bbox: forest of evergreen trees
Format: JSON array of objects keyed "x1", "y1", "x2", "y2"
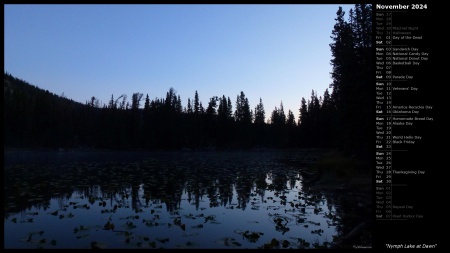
[{"x1": 4, "y1": 4, "x2": 372, "y2": 160}]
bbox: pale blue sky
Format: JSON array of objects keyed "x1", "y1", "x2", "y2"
[{"x1": 5, "y1": 4, "x2": 353, "y2": 122}]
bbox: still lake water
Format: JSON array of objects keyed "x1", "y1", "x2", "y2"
[{"x1": 4, "y1": 150, "x2": 345, "y2": 249}]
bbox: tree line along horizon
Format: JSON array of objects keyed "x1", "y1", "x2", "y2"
[{"x1": 4, "y1": 4, "x2": 372, "y2": 160}]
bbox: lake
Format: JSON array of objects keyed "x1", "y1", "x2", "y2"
[{"x1": 4, "y1": 149, "x2": 365, "y2": 249}]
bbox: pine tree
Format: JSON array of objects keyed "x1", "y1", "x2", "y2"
[
  {"x1": 227, "y1": 97, "x2": 233, "y2": 120},
  {"x1": 234, "y1": 91, "x2": 251, "y2": 124},
  {"x1": 218, "y1": 95, "x2": 227, "y2": 121},
  {"x1": 144, "y1": 94, "x2": 150, "y2": 110},
  {"x1": 131, "y1": 92, "x2": 143, "y2": 110},
  {"x1": 217, "y1": 95, "x2": 233, "y2": 149},
  {"x1": 175, "y1": 95, "x2": 182, "y2": 113},
  {"x1": 270, "y1": 102, "x2": 286, "y2": 126},
  {"x1": 108, "y1": 94, "x2": 115, "y2": 109},
  {"x1": 299, "y1": 97, "x2": 308, "y2": 126},
  {"x1": 206, "y1": 96, "x2": 219, "y2": 116},
  {"x1": 194, "y1": 90, "x2": 200, "y2": 115},
  {"x1": 287, "y1": 110, "x2": 295, "y2": 126},
  {"x1": 254, "y1": 98, "x2": 266, "y2": 125},
  {"x1": 187, "y1": 98, "x2": 193, "y2": 114},
  {"x1": 329, "y1": 4, "x2": 373, "y2": 159}
]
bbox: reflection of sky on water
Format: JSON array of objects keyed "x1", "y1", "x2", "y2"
[{"x1": 4, "y1": 151, "x2": 340, "y2": 249}]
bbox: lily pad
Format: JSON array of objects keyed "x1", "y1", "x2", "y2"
[
  {"x1": 215, "y1": 237, "x2": 242, "y2": 247},
  {"x1": 90, "y1": 241, "x2": 106, "y2": 249}
]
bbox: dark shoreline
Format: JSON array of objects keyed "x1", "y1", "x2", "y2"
[{"x1": 4, "y1": 147, "x2": 326, "y2": 167}]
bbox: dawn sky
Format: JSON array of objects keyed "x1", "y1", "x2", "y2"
[{"x1": 5, "y1": 4, "x2": 353, "y2": 122}]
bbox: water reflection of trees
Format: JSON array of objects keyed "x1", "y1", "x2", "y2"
[
  {"x1": 4, "y1": 152, "x2": 371, "y2": 248},
  {"x1": 5, "y1": 153, "x2": 354, "y2": 230},
  {"x1": 5, "y1": 157, "x2": 252, "y2": 214},
  {"x1": 5, "y1": 158, "x2": 278, "y2": 215},
  {"x1": 217, "y1": 171, "x2": 234, "y2": 206}
]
